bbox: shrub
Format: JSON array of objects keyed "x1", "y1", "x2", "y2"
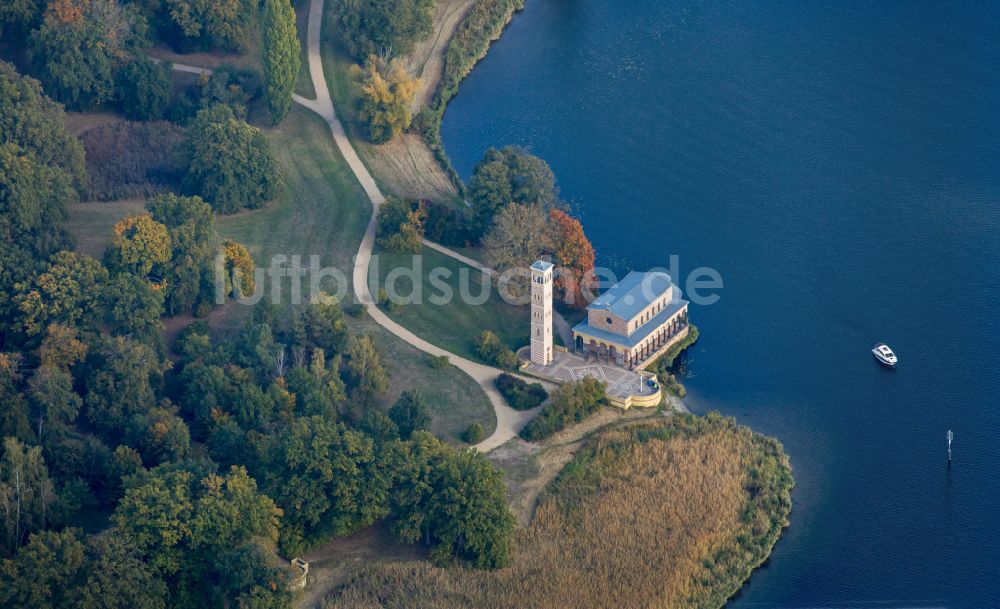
[
  {"x1": 345, "y1": 303, "x2": 368, "y2": 319},
  {"x1": 429, "y1": 355, "x2": 449, "y2": 370},
  {"x1": 475, "y1": 330, "x2": 517, "y2": 369},
  {"x1": 519, "y1": 377, "x2": 607, "y2": 441},
  {"x1": 463, "y1": 422, "x2": 485, "y2": 444},
  {"x1": 495, "y1": 372, "x2": 547, "y2": 410},
  {"x1": 81, "y1": 121, "x2": 187, "y2": 201},
  {"x1": 116, "y1": 57, "x2": 172, "y2": 121}
]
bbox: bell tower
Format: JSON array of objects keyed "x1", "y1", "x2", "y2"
[{"x1": 530, "y1": 260, "x2": 553, "y2": 365}]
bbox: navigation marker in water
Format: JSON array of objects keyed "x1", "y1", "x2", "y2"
[{"x1": 947, "y1": 430, "x2": 954, "y2": 467}]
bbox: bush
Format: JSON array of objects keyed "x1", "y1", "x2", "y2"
[
  {"x1": 475, "y1": 330, "x2": 518, "y2": 369},
  {"x1": 495, "y1": 373, "x2": 547, "y2": 411},
  {"x1": 519, "y1": 377, "x2": 607, "y2": 442},
  {"x1": 377, "y1": 196, "x2": 425, "y2": 253},
  {"x1": 81, "y1": 121, "x2": 187, "y2": 201},
  {"x1": 429, "y1": 355, "x2": 449, "y2": 370},
  {"x1": 345, "y1": 303, "x2": 368, "y2": 319},
  {"x1": 116, "y1": 57, "x2": 172, "y2": 120},
  {"x1": 463, "y1": 422, "x2": 485, "y2": 444}
]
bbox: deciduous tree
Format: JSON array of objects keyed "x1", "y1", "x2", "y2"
[
  {"x1": 106, "y1": 214, "x2": 172, "y2": 278},
  {"x1": 183, "y1": 105, "x2": 282, "y2": 213},
  {"x1": 0, "y1": 437, "x2": 57, "y2": 555},
  {"x1": 548, "y1": 208, "x2": 596, "y2": 308},
  {"x1": 388, "y1": 389, "x2": 430, "y2": 439},
  {"x1": 330, "y1": 0, "x2": 434, "y2": 59},
  {"x1": 469, "y1": 146, "x2": 558, "y2": 237},
  {"x1": 357, "y1": 55, "x2": 419, "y2": 144}
]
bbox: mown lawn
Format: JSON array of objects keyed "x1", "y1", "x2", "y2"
[
  {"x1": 215, "y1": 107, "x2": 493, "y2": 439},
  {"x1": 371, "y1": 245, "x2": 529, "y2": 363}
]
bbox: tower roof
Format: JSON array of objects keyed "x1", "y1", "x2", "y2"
[{"x1": 531, "y1": 260, "x2": 554, "y2": 272}]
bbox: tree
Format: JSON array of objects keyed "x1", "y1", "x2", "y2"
[
  {"x1": 260, "y1": 416, "x2": 390, "y2": 555},
  {"x1": 28, "y1": 364, "x2": 81, "y2": 442},
  {"x1": 0, "y1": 354, "x2": 32, "y2": 442},
  {"x1": 483, "y1": 203, "x2": 553, "y2": 298},
  {"x1": 261, "y1": 0, "x2": 300, "y2": 124},
  {"x1": 0, "y1": 60, "x2": 86, "y2": 191},
  {"x1": 83, "y1": 336, "x2": 161, "y2": 436},
  {"x1": 388, "y1": 432, "x2": 514, "y2": 568},
  {"x1": 345, "y1": 334, "x2": 388, "y2": 402},
  {"x1": 548, "y1": 208, "x2": 596, "y2": 308},
  {"x1": 0, "y1": 437, "x2": 57, "y2": 555},
  {"x1": 116, "y1": 57, "x2": 172, "y2": 121},
  {"x1": 147, "y1": 194, "x2": 215, "y2": 315},
  {"x1": 127, "y1": 403, "x2": 191, "y2": 465},
  {"x1": 163, "y1": 0, "x2": 254, "y2": 52},
  {"x1": 469, "y1": 146, "x2": 558, "y2": 236},
  {"x1": 101, "y1": 273, "x2": 166, "y2": 347},
  {"x1": 183, "y1": 105, "x2": 282, "y2": 213},
  {"x1": 223, "y1": 240, "x2": 256, "y2": 299},
  {"x1": 305, "y1": 302, "x2": 348, "y2": 354},
  {"x1": 0, "y1": 143, "x2": 76, "y2": 258},
  {"x1": 113, "y1": 463, "x2": 282, "y2": 608},
  {"x1": 388, "y1": 389, "x2": 430, "y2": 439},
  {"x1": 0, "y1": 0, "x2": 43, "y2": 40},
  {"x1": 0, "y1": 528, "x2": 86, "y2": 607},
  {"x1": 15, "y1": 251, "x2": 109, "y2": 337},
  {"x1": 357, "y1": 55, "x2": 419, "y2": 144},
  {"x1": 377, "y1": 196, "x2": 425, "y2": 253},
  {"x1": 474, "y1": 330, "x2": 517, "y2": 369},
  {"x1": 78, "y1": 530, "x2": 167, "y2": 609},
  {"x1": 330, "y1": 0, "x2": 434, "y2": 59},
  {"x1": 106, "y1": 214, "x2": 172, "y2": 278},
  {"x1": 29, "y1": 0, "x2": 147, "y2": 110}
]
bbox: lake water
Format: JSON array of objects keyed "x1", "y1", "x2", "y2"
[{"x1": 441, "y1": 0, "x2": 1000, "y2": 606}]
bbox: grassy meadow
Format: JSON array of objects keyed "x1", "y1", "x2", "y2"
[
  {"x1": 371, "y1": 245, "x2": 528, "y2": 363},
  {"x1": 322, "y1": 413, "x2": 794, "y2": 609}
]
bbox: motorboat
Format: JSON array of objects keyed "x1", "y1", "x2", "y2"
[{"x1": 872, "y1": 343, "x2": 897, "y2": 368}]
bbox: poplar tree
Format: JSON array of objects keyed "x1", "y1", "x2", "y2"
[{"x1": 261, "y1": 0, "x2": 300, "y2": 124}]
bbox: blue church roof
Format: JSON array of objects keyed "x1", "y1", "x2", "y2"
[
  {"x1": 573, "y1": 297, "x2": 688, "y2": 348},
  {"x1": 587, "y1": 271, "x2": 674, "y2": 321}
]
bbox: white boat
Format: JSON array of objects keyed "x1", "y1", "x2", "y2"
[{"x1": 872, "y1": 343, "x2": 897, "y2": 368}]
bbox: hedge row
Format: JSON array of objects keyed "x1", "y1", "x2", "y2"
[{"x1": 495, "y1": 372, "x2": 547, "y2": 411}]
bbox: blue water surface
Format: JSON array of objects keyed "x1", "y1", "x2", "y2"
[{"x1": 441, "y1": 1, "x2": 1000, "y2": 606}]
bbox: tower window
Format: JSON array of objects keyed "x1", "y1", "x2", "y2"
[{"x1": 606, "y1": 317, "x2": 612, "y2": 325}]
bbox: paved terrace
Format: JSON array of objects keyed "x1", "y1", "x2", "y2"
[{"x1": 518, "y1": 348, "x2": 659, "y2": 406}]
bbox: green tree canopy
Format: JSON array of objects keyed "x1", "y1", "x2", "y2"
[
  {"x1": 29, "y1": 0, "x2": 147, "y2": 110},
  {"x1": 0, "y1": 60, "x2": 86, "y2": 191},
  {"x1": 259, "y1": 416, "x2": 391, "y2": 555},
  {"x1": 0, "y1": 437, "x2": 57, "y2": 555},
  {"x1": 0, "y1": 143, "x2": 75, "y2": 259},
  {"x1": 330, "y1": 0, "x2": 434, "y2": 60},
  {"x1": 183, "y1": 105, "x2": 282, "y2": 213},
  {"x1": 261, "y1": 0, "x2": 300, "y2": 124},
  {"x1": 83, "y1": 336, "x2": 162, "y2": 436},
  {"x1": 146, "y1": 194, "x2": 216, "y2": 315},
  {"x1": 14, "y1": 251, "x2": 109, "y2": 337},
  {"x1": 163, "y1": 0, "x2": 254, "y2": 52},
  {"x1": 388, "y1": 388, "x2": 430, "y2": 440},
  {"x1": 0, "y1": 528, "x2": 86, "y2": 607},
  {"x1": 388, "y1": 432, "x2": 514, "y2": 568},
  {"x1": 116, "y1": 57, "x2": 172, "y2": 121},
  {"x1": 469, "y1": 146, "x2": 558, "y2": 237},
  {"x1": 345, "y1": 334, "x2": 388, "y2": 403}
]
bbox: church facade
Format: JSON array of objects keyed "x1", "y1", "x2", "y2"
[{"x1": 572, "y1": 271, "x2": 689, "y2": 369}]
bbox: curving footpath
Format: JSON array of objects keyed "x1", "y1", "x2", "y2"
[{"x1": 293, "y1": 0, "x2": 544, "y2": 451}]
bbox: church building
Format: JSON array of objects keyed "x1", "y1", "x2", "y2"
[{"x1": 572, "y1": 271, "x2": 689, "y2": 369}]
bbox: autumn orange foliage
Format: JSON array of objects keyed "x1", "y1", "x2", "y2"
[
  {"x1": 323, "y1": 413, "x2": 793, "y2": 609},
  {"x1": 549, "y1": 209, "x2": 596, "y2": 309}
]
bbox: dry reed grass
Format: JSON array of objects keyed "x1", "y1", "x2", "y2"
[{"x1": 321, "y1": 413, "x2": 792, "y2": 609}]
